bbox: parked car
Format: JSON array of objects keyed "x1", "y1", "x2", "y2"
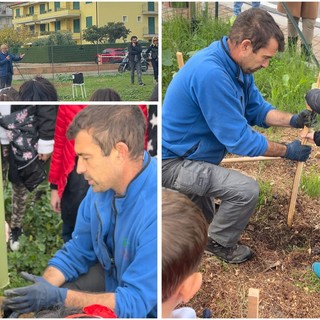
[{"x1": 95, "y1": 48, "x2": 126, "y2": 64}]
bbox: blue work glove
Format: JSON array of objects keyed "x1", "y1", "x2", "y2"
[
  {"x1": 3, "y1": 272, "x2": 67, "y2": 314},
  {"x1": 312, "y1": 262, "x2": 320, "y2": 278},
  {"x1": 290, "y1": 110, "x2": 317, "y2": 128},
  {"x1": 284, "y1": 140, "x2": 311, "y2": 162}
]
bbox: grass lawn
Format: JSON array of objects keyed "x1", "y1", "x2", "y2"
[{"x1": 12, "y1": 72, "x2": 156, "y2": 102}]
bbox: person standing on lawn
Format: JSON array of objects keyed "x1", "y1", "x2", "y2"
[
  {"x1": 0, "y1": 44, "x2": 25, "y2": 89},
  {"x1": 162, "y1": 8, "x2": 314, "y2": 264},
  {"x1": 128, "y1": 36, "x2": 145, "y2": 86}
]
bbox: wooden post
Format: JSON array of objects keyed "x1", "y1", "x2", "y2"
[
  {"x1": 247, "y1": 288, "x2": 260, "y2": 318},
  {"x1": 0, "y1": 150, "x2": 9, "y2": 288},
  {"x1": 287, "y1": 72, "x2": 320, "y2": 226},
  {"x1": 176, "y1": 52, "x2": 184, "y2": 69},
  {"x1": 221, "y1": 156, "x2": 282, "y2": 164}
]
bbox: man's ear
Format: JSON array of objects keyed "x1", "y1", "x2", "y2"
[
  {"x1": 114, "y1": 142, "x2": 129, "y2": 160},
  {"x1": 240, "y1": 39, "x2": 252, "y2": 51},
  {"x1": 177, "y1": 272, "x2": 202, "y2": 304}
]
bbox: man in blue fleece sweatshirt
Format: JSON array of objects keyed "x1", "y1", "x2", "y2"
[
  {"x1": 4, "y1": 105, "x2": 157, "y2": 318},
  {"x1": 162, "y1": 8, "x2": 313, "y2": 264}
]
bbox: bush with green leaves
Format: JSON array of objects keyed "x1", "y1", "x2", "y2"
[{"x1": 1, "y1": 183, "x2": 63, "y2": 293}]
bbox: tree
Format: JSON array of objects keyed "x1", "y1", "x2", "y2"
[
  {"x1": 82, "y1": 25, "x2": 106, "y2": 44},
  {"x1": 105, "y1": 22, "x2": 130, "y2": 43},
  {"x1": 0, "y1": 27, "x2": 33, "y2": 48},
  {"x1": 82, "y1": 23, "x2": 130, "y2": 44},
  {"x1": 32, "y1": 31, "x2": 76, "y2": 46}
]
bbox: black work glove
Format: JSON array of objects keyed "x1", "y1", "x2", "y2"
[
  {"x1": 290, "y1": 110, "x2": 317, "y2": 128},
  {"x1": 313, "y1": 131, "x2": 320, "y2": 146},
  {"x1": 3, "y1": 272, "x2": 67, "y2": 314},
  {"x1": 284, "y1": 140, "x2": 312, "y2": 162}
]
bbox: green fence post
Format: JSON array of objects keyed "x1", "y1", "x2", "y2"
[{"x1": 0, "y1": 150, "x2": 9, "y2": 289}]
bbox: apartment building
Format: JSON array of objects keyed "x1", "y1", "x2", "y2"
[
  {"x1": 0, "y1": 2, "x2": 13, "y2": 29},
  {"x1": 10, "y1": 1, "x2": 158, "y2": 44}
]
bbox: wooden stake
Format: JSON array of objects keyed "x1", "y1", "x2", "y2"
[
  {"x1": 221, "y1": 156, "x2": 282, "y2": 163},
  {"x1": 287, "y1": 71, "x2": 320, "y2": 226},
  {"x1": 176, "y1": 52, "x2": 184, "y2": 69},
  {"x1": 0, "y1": 150, "x2": 9, "y2": 288},
  {"x1": 247, "y1": 288, "x2": 260, "y2": 318}
]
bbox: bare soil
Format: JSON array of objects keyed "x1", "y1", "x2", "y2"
[{"x1": 189, "y1": 128, "x2": 320, "y2": 318}]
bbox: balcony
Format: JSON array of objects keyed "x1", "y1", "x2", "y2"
[
  {"x1": 142, "y1": 27, "x2": 157, "y2": 38},
  {"x1": 38, "y1": 8, "x2": 80, "y2": 21},
  {"x1": 141, "y1": 3, "x2": 158, "y2": 15},
  {"x1": 13, "y1": 14, "x2": 38, "y2": 25}
]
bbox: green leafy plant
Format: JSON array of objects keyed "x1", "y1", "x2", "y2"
[{"x1": 1, "y1": 183, "x2": 63, "y2": 294}]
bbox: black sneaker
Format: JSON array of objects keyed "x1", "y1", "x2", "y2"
[
  {"x1": 205, "y1": 237, "x2": 253, "y2": 264},
  {"x1": 139, "y1": 83, "x2": 146, "y2": 86},
  {"x1": 9, "y1": 227, "x2": 22, "y2": 251}
]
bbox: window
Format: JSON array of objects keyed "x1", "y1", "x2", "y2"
[
  {"x1": 29, "y1": 6, "x2": 34, "y2": 16},
  {"x1": 15, "y1": 8, "x2": 20, "y2": 17},
  {"x1": 55, "y1": 21, "x2": 61, "y2": 31},
  {"x1": 86, "y1": 16, "x2": 92, "y2": 28},
  {"x1": 148, "y1": 2, "x2": 155, "y2": 11},
  {"x1": 40, "y1": 24, "x2": 46, "y2": 32},
  {"x1": 73, "y1": 19, "x2": 80, "y2": 33},
  {"x1": 40, "y1": 4, "x2": 46, "y2": 14},
  {"x1": 54, "y1": 2, "x2": 60, "y2": 11},
  {"x1": 122, "y1": 16, "x2": 128, "y2": 23},
  {"x1": 73, "y1": 2, "x2": 80, "y2": 10},
  {"x1": 29, "y1": 25, "x2": 35, "y2": 34},
  {"x1": 137, "y1": 16, "x2": 142, "y2": 23}
]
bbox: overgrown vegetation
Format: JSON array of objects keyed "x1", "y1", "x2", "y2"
[
  {"x1": 162, "y1": 14, "x2": 318, "y2": 113},
  {"x1": 0, "y1": 183, "x2": 63, "y2": 295}
]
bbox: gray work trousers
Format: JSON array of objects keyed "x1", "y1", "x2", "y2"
[
  {"x1": 162, "y1": 158, "x2": 259, "y2": 247},
  {"x1": 62, "y1": 263, "x2": 105, "y2": 291}
]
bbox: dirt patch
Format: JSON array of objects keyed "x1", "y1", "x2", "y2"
[{"x1": 189, "y1": 128, "x2": 320, "y2": 318}]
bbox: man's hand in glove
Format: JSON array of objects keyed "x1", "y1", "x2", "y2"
[
  {"x1": 3, "y1": 272, "x2": 67, "y2": 314},
  {"x1": 290, "y1": 110, "x2": 317, "y2": 128},
  {"x1": 284, "y1": 140, "x2": 312, "y2": 162}
]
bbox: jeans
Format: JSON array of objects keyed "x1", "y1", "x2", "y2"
[
  {"x1": 233, "y1": 2, "x2": 260, "y2": 16},
  {"x1": 162, "y1": 158, "x2": 259, "y2": 247},
  {"x1": 0, "y1": 73, "x2": 13, "y2": 89},
  {"x1": 129, "y1": 60, "x2": 143, "y2": 84}
]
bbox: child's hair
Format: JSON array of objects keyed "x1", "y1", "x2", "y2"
[
  {"x1": 89, "y1": 88, "x2": 121, "y2": 101},
  {"x1": 0, "y1": 87, "x2": 20, "y2": 101},
  {"x1": 19, "y1": 76, "x2": 58, "y2": 101},
  {"x1": 162, "y1": 189, "x2": 208, "y2": 302}
]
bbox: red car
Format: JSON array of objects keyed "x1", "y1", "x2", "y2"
[{"x1": 95, "y1": 48, "x2": 126, "y2": 64}]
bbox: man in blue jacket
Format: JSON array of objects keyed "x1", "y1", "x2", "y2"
[
  {"x1": 4, "y1": 105, "x2": 157, "y2": 318},
  {"x1": 0, "y1": 43, "x2": 25, "y2": 89},
  {"x1": 162, "y1": 8, "x2": 313, "y2": 264}
]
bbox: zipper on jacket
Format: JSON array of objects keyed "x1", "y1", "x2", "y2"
[{"x1": 95, "y1": 202, "x2": 117, "y2": 279}]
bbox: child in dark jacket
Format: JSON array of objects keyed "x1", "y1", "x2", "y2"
[{"x1": 0, "y1": 105, "x2": 58, "y2": 250}]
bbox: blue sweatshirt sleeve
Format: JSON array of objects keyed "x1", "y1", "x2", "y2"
[
  {"x1": 48, "y1": 189, "x2": 97, "y2": 281},
  {"x1": 190, "y1": 64, "x2": 269, "y2": 156}
]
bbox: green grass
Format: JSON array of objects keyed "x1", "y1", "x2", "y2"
[
  {"x1": 12, "y1": 72, "x2": 156, "y2": 102},
  {"x1": 292, "y1": 270, "x2": 320, "y2": 293},
  {"x1": 301, "y1": 169, "x2": 320, "y2": 198}
]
